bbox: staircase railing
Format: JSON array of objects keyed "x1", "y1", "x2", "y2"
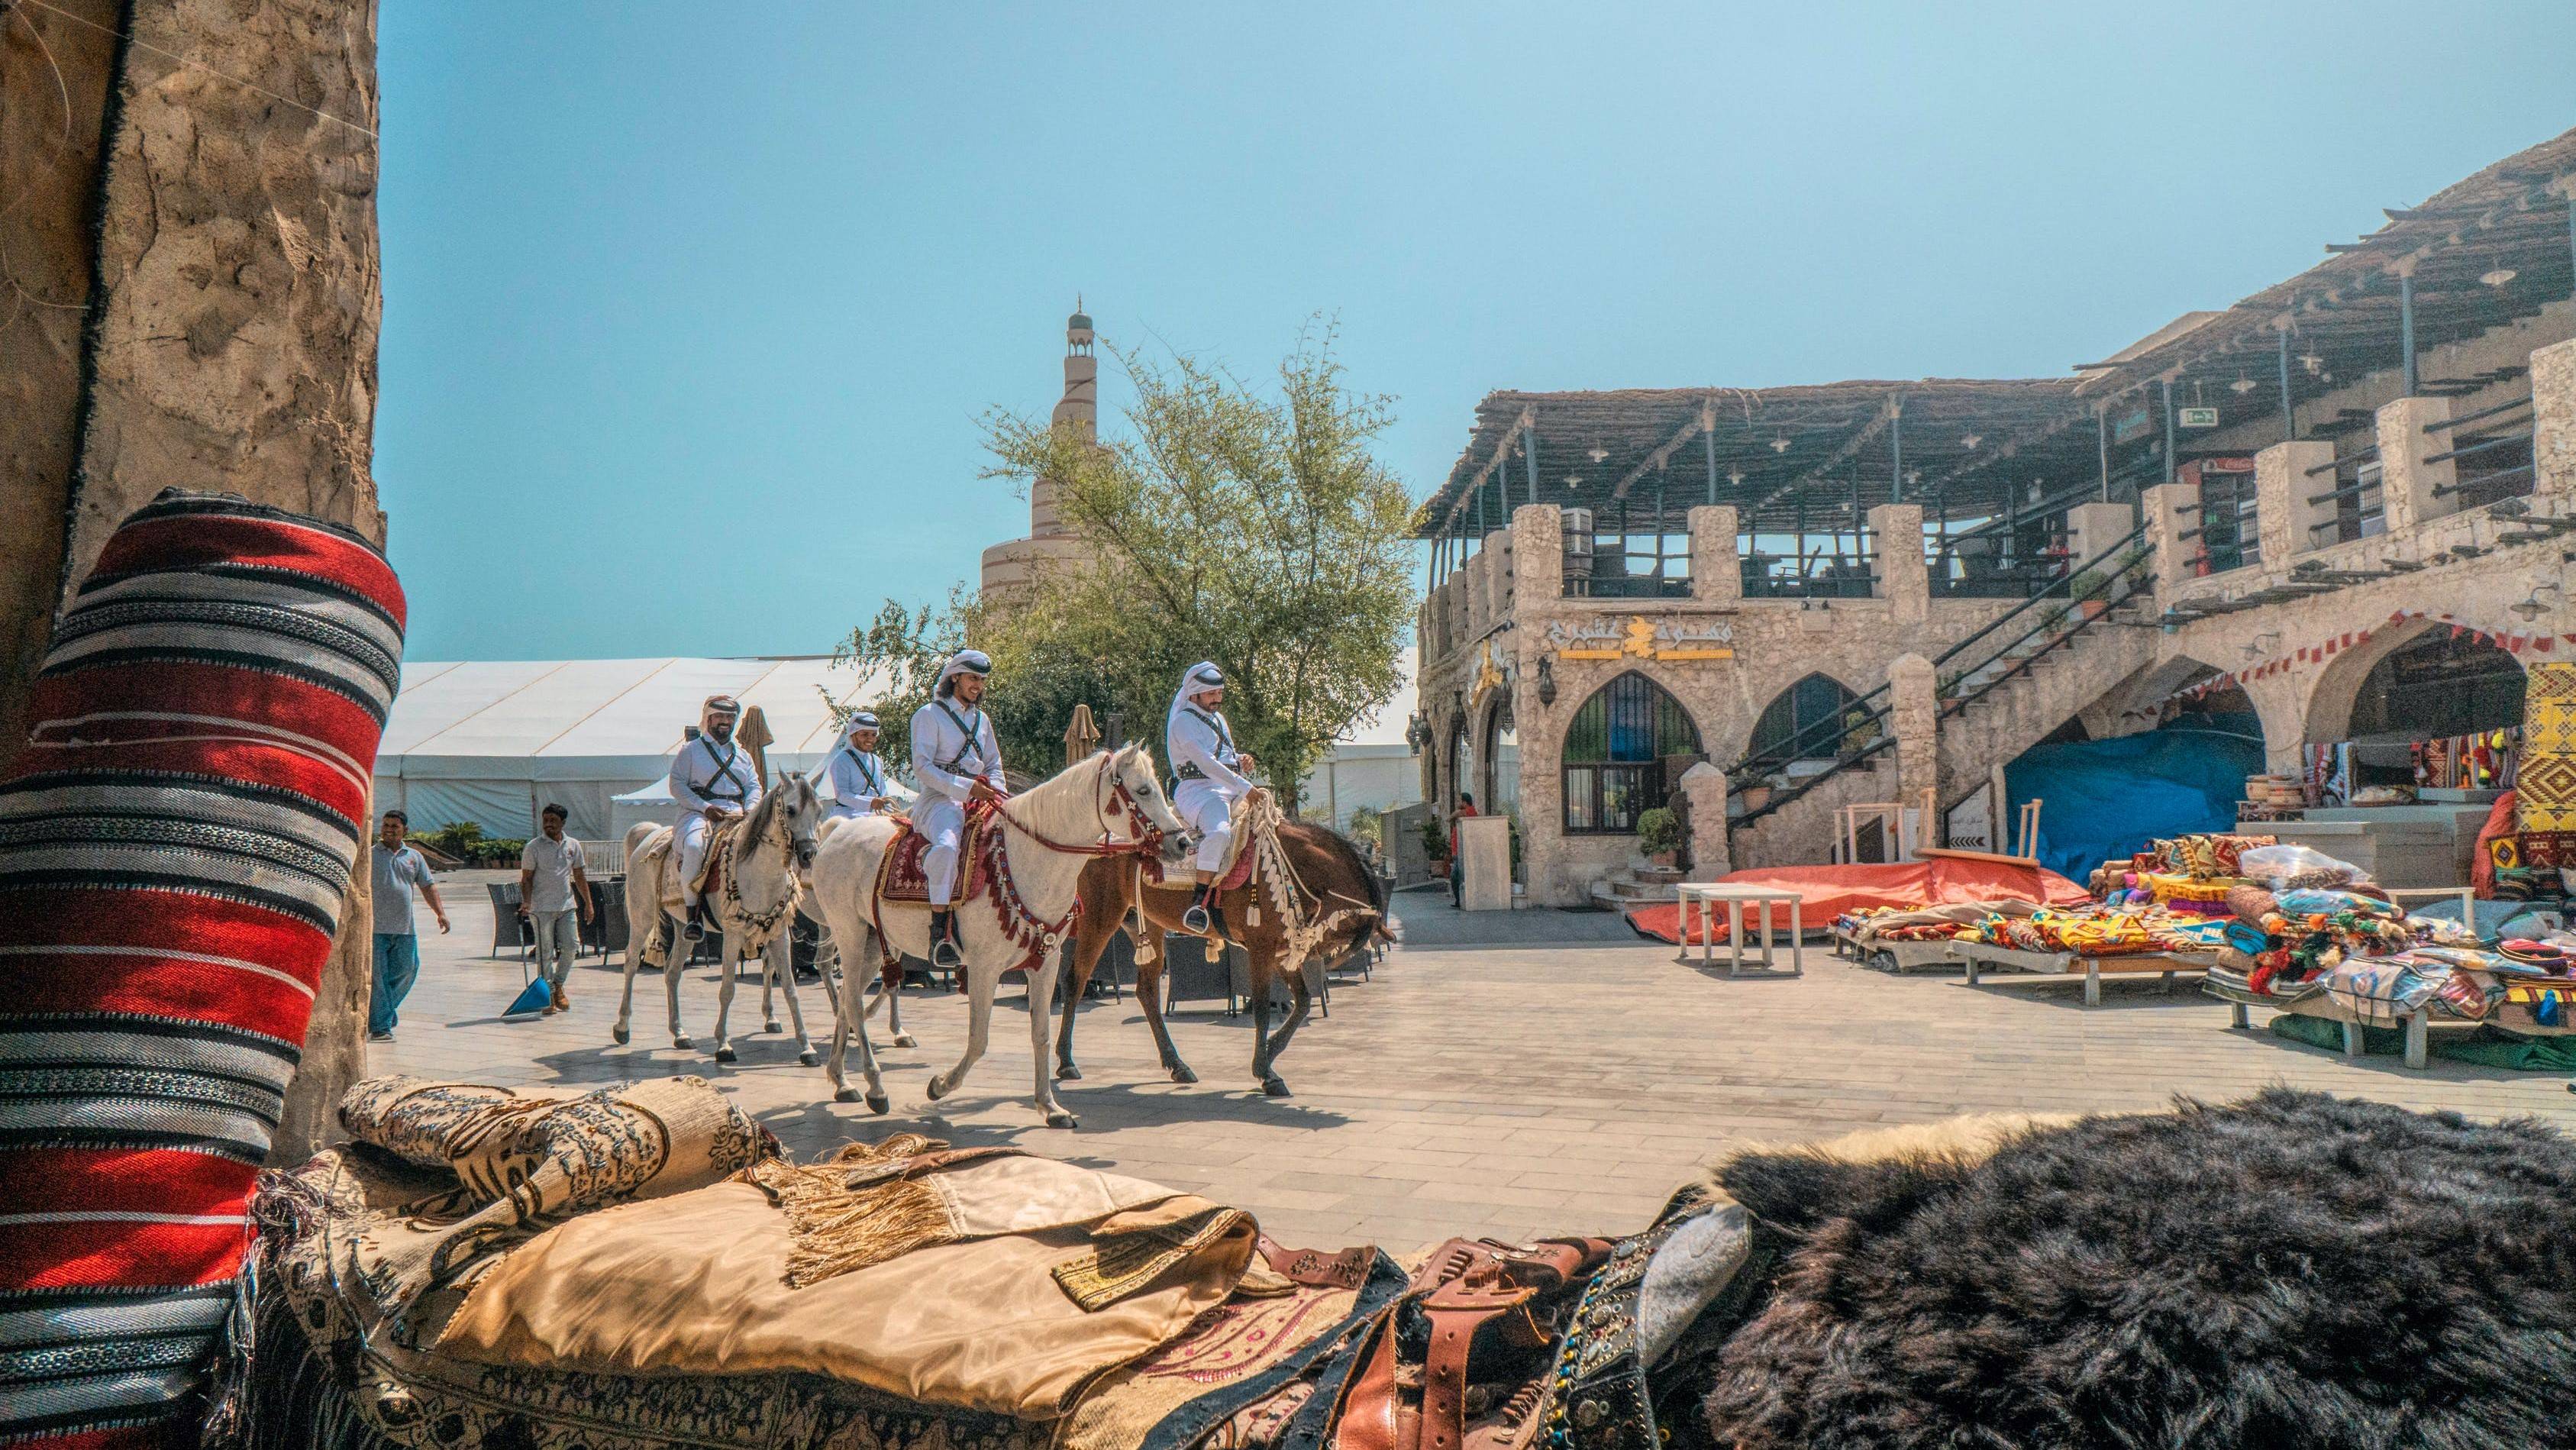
[{"x1": 1726, "y1": 524, "x2": 2152, "y2": 832}]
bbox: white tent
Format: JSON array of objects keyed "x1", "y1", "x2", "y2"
[{"x1": 373, "y1": 657, "x2": 883, "y2": 842}]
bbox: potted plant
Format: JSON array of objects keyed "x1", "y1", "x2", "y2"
[
  {"x1": 1636, "y1": 806, "x2": 1682, "y2": 870},
  {"x1": 2064, "y1": 566, "x2": 2113, "y2": 621},
  {"x1": 1419, "y1": 815, "x2": 1451, "y2": 875}
]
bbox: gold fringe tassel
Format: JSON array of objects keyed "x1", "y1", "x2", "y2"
[{"x1": 745, "y1": 1135, "x2": 963, "y2": 1287}]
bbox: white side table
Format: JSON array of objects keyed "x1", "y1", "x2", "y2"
[{"x1": 1676, "y1": 883, "x2": 1804, "y2": 977}]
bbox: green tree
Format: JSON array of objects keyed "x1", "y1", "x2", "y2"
[{"x1": 833, "y1": 318, "x2": 1418, "y2": 812}]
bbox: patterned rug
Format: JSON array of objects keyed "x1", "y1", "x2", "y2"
[
  {"x1": 0, "y1": 490, "x2": 402, "y2": 1447},
  {"x1": 873, "y1": 810, "x2": 992, "y2": 904},
  {"x1": 2517, "y1": 661, "x2": 2576, "y2": 866}
]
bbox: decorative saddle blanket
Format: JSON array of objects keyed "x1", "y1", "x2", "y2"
[
  {"x1": 875, "y1": 805, "x2": 995, "y2": 905},
  {"x1": 687, "y1": 816, "x2": 741, "y2": 899}
]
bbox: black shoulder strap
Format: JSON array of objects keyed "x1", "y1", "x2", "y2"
[
  {"x1": 1186, "y1": 706, "x2": 1235, "y2": 754},
  {"x1": 934, "y1": 700, "x2": 986, "y2": 775}
]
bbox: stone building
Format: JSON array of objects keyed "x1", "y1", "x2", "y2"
[
  {"x1": 980, "y1": 305, "x2": 1100, "y2": 597},
  {"x1": 1415, "y1": 129, "x2": 2576, "y2": 907}
]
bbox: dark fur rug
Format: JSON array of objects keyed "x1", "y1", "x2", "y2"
[{"x1": 1694, "y1": 1090, "x2": 2576, "y2": 1449}]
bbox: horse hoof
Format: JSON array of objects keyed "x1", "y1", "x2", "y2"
[
  {"x1": 799, "y1": 1049, "x2": 820, "y2": 1067},
  {"x1": 1046, "y1": 1110, "x2": 1079, "y2": 1130},
  {"x1": 925, "y1": 1077, "x2": 950, "y2": 1101},
  {"x1": 611, "y1": 1025, "x2": 629, "y2": 1045},
  {"x1": 1261, "y1": 1077, "x2": 1291, "y2": 1098},
  {"x1": 1056, "y1": 1062, "x2": 1083, "y2": 1081},
  {"x1": 764, "y1": 1020, "x2": 782, "y2": 1034},
  {"x1": 1168, "y1": 1064, "x2": 1199, "y2": 1084},
  {"x1": 866, "y1": 1092, "x2": 890, "y2": 1115},
  {"x1": 834, "y1": 1086, "x2": 860, "y2": 1103},
  {"x1": 673, "y1": 1035, "x2": 694, "y2": 1050},
  {"x1": 713, "y1": 1045, "x2": 738, "y2": 1064},
  {"x1": 893, "y1": 1033, "x2": 918, "y2": 1049}
]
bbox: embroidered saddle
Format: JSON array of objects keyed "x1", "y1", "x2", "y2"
[{"x1": 875, "y1": 806, "x2": 994, "y2": 905}]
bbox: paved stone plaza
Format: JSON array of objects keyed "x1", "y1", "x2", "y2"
[{"x1": 373, "y1": 883, "x2": 2576, "y2": 1253}]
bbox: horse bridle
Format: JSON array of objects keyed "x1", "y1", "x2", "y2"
[{"x1": 988, "y1": 753, "x2": 1168, "y2": 861}]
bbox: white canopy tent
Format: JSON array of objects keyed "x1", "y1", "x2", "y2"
[{"x1": 374, "y1": 657, "x2": 883, "y2": 842}]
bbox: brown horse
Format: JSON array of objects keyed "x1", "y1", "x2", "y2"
[{"x1": 1054, "y1": 819, "x2": 1393, "y2": 1096}]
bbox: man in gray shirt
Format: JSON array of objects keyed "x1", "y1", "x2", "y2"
[
  {"x1": 370, "y1": 809, "x2": 449, "y2": 1042},
  {"x1": 517, "y1": 803, "x2": 595, "y2": 1012}
]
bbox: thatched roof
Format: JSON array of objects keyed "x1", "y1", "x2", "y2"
[{"x1": 1422, "y1": 125, "x2": 2576, "y2": 538}]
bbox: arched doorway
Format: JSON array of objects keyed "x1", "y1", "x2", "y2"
[
  {"x1": 1744, "y1": 673, "x2": 1878, "y2": 775},
  {"x1": 1483, "y1": 698, "x2": 1519, "y2": 819},
  {"x1": 2327, "y1": 628, "x2": 2526, "y2": 794},
  {"x1": 1448, "y1": 714, "x2": 1477, "y2": 812},
  {"x1": 1561, "y1": 672, "x2": 1704, "y2": 834}
]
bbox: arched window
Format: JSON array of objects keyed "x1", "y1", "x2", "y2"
[
  {"x1": 1561, "y1": 673, "x2": 1704, "y2": 835},
  {"x1": 1745, "y1": 673, "x2": 1876, "y2": 774},
  {"x1": 1484, "y1": 699, "x2": 1520, "y2": 819}
]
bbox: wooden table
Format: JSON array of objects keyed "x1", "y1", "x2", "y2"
[
  {"x1": 1952, "y1": 940, "x2": 2209, "y2": 1007},
  {"x1": 1677, "y1": 884, "x2": 1803, "y2": 977}
]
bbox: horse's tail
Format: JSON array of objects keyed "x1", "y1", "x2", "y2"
[{"x1": 1296, "y1": 819, "x2": 1400, "y2": 947}]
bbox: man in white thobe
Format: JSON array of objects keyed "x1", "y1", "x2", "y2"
[
  {"x1": 812, "y1": 710, "x2": 916, "y2": 823},
  {"x1": 667, "y1": 693, "x2": 763, "y2": 938},
  {"x1": 909, "y1": 650, "x2": 1004, "y2": 968},
  {"x1": 1167, "y1": 660, "x2": 1258, "y2": 936}
]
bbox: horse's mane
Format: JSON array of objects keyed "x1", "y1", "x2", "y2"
[
  {"x1": 1286, "y1": 819, "x2": 1389, "y2": 922},
  {"x1": 744, "y1": 773, "x2": 803, "y2": 842}
]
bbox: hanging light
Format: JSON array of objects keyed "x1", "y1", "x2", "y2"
[
  {"x1": 1771, "y1": 436, "x2": 1791, "y2": 454},
  {"x1": 2481, "y1": 267, "x2": 2518, "y2": 288},
  {"x1": 1564, "y1": 473, "x2": 1582, "y2": 487},
  {"x1": 1725, "y1": 466, "x2": 1744, "y2": 488},
  {"x1": 1960, "y1": 433, "x2": 1983, "y2": 450},
  {"x1": 2229, "y1": 374, "x2": 2258, "y2": 396},
  {"x1": 1586, "y1": 444, "x2": 1609, "y2": 464},
  {"x1": 1535, "y1": 656, "x2": 1557, "y2": 706},
  {"x1": 2298, "y1": 351, "x2": 2324, "y2": 376}
]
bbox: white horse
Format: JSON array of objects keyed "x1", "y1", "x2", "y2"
[
  {"x1": 807, "y1": 744, "x2": 1183, "y2": 1128},
  {"x1": 613, "y1": 774, "x2": 825, "y2": 1064}
]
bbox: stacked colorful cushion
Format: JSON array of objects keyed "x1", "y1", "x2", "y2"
[{"x1": 0, "y1": 491, "x2": 402, "y2": 1446}]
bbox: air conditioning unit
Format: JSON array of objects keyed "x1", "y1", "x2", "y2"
[{"x1": 1561, "y1": 508, "x2": 1595, "y2": 589}]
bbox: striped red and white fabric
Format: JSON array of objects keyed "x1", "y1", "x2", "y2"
[{"x1": 0, "y1": 490, "x2": 402, "y2": 1448}]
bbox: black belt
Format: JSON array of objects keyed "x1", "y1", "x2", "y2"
[{"x1": 1177, "y1": 764, "x2": 1206, "y2": 781}]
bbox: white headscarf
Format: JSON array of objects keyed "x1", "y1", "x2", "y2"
[
  {"x1": 1170, "y1": 660, "x2": 1225, "y2": 720},
  {"x1": 935, "y1": 650, "x2": 993, "y2": 696}
]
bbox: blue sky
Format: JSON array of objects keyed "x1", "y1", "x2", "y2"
[{"x1": 376, "y1": 2, "x2": 2576, "y2": 660}]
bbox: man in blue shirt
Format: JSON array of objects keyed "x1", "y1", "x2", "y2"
[{"x1": 369, "y1": 809, "x2": 449, "y2": 1042}]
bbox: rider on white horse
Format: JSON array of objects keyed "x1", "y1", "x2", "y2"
[
  {"x1": 811, "y1": 709, "x2": 915, "y2": 822},
  {"x1": 669, "y1": 693, "x2": 762, "y2": 940},
  {"x1": 909, "y1": 649, "x2": 1004, "y2": 970},
  {"x1": 1167, "y1": 660, "x2": 1257, "y2": 936}
]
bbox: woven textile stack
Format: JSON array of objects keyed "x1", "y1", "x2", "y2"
[{"x1": 0, "y1": 492, "x2": 403, "y2": 1447}]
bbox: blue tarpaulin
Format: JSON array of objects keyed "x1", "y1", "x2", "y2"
[{"x1": 2004, "y1": 720, "x2": 2266, "y2": 881}]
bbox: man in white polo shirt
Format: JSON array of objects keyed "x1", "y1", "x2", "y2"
[{"x1": 516, "y1": 803, "x2": 596, "y2": 1012}]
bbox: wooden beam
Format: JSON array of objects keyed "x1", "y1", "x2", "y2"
[
  {"x1": 1440, "y1": 408, "x2": 1532, "y2": 531},
  {"x1": 1609, "y1": 396, "x2": 1717, "y2": 499}
]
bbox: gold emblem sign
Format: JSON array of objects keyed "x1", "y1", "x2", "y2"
[{"x1": 1546, "y1": 615, "x2": 1734, "y2": 662}]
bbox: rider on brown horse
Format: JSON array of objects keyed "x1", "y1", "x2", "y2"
[{"x1": 1166, "y1": 660, "x2": 1255, "y2": 937}]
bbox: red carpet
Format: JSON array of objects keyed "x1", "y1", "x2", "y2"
[{"x1": 1626, "y1": 860, "x2": 2089, "y2": 945}]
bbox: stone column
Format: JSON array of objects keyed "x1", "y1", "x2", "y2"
[
  {"x1": 1867, "y1": 503, "x2": 1926, "y2": 626},
  {"x1": 2534, "y1": 337, "x2": 2576, "y2": 502},
  {"x1": 1688, "y1": 505, "x2": 1741, "y2": 603},
  {"x1": 2064, "y1": 500, "x2": 2132, "y2": 570},
  {"x1": 1512, "y1": 502, "x2": 1565, "y2": 601},
  {"x1": 1677, "y1": 761, "x2": 1732, "y2": 880},
  {"x1": 2142, "y1": 482, "x2": 2198, "y2": 596},
  {"x1": 2253, "y1": 441, "x2": 2333, "y2": 571},
  {"x1": 2374, "y1": 395, "x2": 2455, "y2": 534},
  {"x1": 1888, "y1": 652, "x2": 1940, "y2": 808}
]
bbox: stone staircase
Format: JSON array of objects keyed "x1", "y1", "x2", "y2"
[
  {"x1": 1727, "y1": 583, "x2": 2164, "y2": 870},
  {"x1": 1588, "y1": 864, "x2": 1686, "y2": 909}
]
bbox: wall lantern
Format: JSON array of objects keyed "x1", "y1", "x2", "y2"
[{"x1": 1535, "y1": 655, "x2": 1557, "y2": 706}]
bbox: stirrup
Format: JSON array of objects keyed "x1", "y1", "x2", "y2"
[
  {"x1": 681, "y1": 904, "x2": 706, "y2": 941},
  {"x1": 1182, "y1": 899, "x2": 1214, "y2": 935},
  {"x1": 929, "y1": 912, "x2": 961, "y2": 969}
]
